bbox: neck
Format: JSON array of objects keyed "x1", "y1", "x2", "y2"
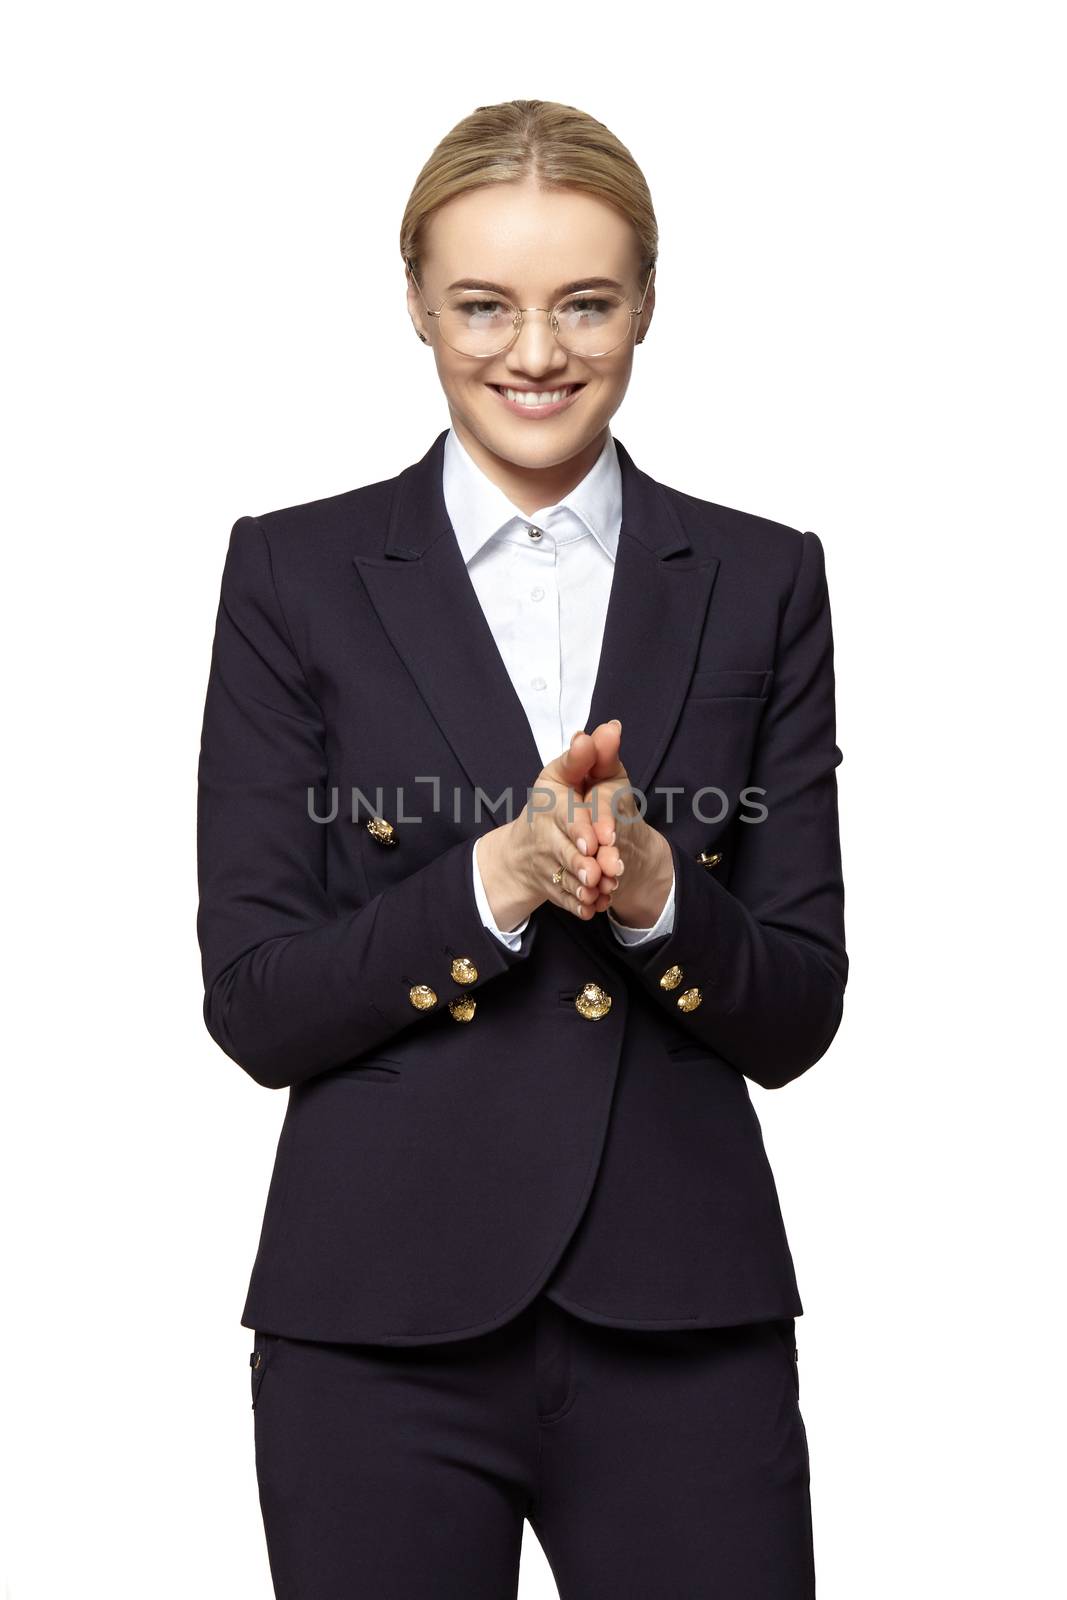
[{"x1": 451, "y1": 418, "x2": 608, "y2": 518}]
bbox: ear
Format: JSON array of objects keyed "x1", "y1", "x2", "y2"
[
  {"x1": 636, "y1": 281, "x2": 655, "y2": 345},
  {"x1": 406, "y1": 269, "x2": 431, "y2": 344}
]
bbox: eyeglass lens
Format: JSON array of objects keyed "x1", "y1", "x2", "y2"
[{"x1": 438, "y1": 289, "x2": 637, "y2": 357}]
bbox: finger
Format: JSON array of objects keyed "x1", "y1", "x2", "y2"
[
  {"x1": 584, "y1": 834, "x2": 620, "y2": 881},
  {"x1": 542, "y1": 729, "x2": 597, "y2": 792},
  {"x1": 555, "y1": 853, "x2": 619, "y2": 909},
  {"x1": 569, "y1": 778, "x2": 611, "y2": 846},
  {"x1": 547, "y1": 861, "x2": 599, "y2": 919},
  {"x1": 561, "y1": 838, "x2": 607, "y2": 893},
  {"x1": 568, "y1": 811, "x2": 604, "y2": 866},
  {"x1": 557, "y1": 831, "x2": 619, "y2": 901},
  {"x1": 588, "y1": 805, "x2": 618, "y2": 850},
  {"x1": 585, "y1": 719, "x2": 624, "y2": 783},
  {"x1": 594, "y1": 840, "x2": 624, "y2": 877}
]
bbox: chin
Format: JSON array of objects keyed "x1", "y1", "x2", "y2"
[{"x1": 462, "y1": 395, "x2": 611, "y2": 468}]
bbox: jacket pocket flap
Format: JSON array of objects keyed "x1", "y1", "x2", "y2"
[{"x1": 688, "y1": 667, "x2": 773, "y2": 700}]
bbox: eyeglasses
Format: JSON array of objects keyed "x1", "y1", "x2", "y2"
[{"x1": 407, "y1": 260, "x2": 655, "y2": 358}]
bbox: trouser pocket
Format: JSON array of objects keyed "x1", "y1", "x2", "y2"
[
  {"x1": 249, "y1": 1332, "x2": 272, "y2": 1410},
  {"x1": 771, "y1": 1316, "x2": 800, "y2": 1397}
]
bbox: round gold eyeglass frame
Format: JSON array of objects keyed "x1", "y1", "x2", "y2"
[{"x1": 406, "y1": 259, "x2": 655, "y2": 358}]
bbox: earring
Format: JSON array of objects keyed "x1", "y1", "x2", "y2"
[{"x1": 416, "y1": 331, "x2": 429, "y2": 344}]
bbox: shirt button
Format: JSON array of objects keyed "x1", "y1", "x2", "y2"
[
  {"x1": 526, "y1": 525, "x2": 543, "y2": 541},
  {"x1": 530, "y1": 586, "x2": 545, "y2": 601},
  {"x1": 530, "y1": 675, "x2": 547, "y2": 691}
]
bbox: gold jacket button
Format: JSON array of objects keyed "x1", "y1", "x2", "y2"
[
  {"x1": 448, "y1": 996, "x2": 477, "y2": 1022},
  {"x1": 659, "y1": 964, "x2": 684, "y2": 990},
  {"x1": 677, "y1": 987, "x2": 703, "y2": 1012},
  {"x1": 451, "y1": 956, "x2": 478, "y2": 985},
  {"x1": 367, "y1": 816, "x2": 397, "y2": 846},
  {"x1": 575, "y1": 981, "x2": 612, "y2": 1020},
  {"x1": 408, "y1": 983, "x2": 437, "y2": 1010},
  {"x1": 697, "y1": 851, "x2": 722, "y2": 869}
]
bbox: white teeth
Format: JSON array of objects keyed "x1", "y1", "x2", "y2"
[{"x1": 498, "y1": 386, "x2": 575, "y2": 407}]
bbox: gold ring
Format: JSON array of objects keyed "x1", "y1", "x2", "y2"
[{"x1": 551, "y1": 865, "x2": 565, "y2": 885}]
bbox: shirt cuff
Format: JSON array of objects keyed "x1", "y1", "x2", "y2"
[
  {"x1": 606, "y1": 866, "x2": 677, "y2": 944},
  {"x1": 472, "y1": 836, "x2": 530, "y2": 949}
]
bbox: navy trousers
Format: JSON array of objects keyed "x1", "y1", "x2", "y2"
[{"x1": 249, "y1": 1292, "x2": 815, "y2": 1598}]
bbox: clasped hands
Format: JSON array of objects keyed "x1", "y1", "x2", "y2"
[{"x1": 476, "y1": 719, "x2": 674, "y2": 934}]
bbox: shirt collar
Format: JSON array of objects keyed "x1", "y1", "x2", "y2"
[{"x1": 442, "y1": 425, "x2": 622, "y2": 566}]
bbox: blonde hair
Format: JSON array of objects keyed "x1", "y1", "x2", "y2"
[{"x1": 400, "y1": 99, "x2": 658, "y2": 285}]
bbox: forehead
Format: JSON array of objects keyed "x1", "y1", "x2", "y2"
[{"x1": 420, "y1": 180, "x2": 640, "y2": 290}]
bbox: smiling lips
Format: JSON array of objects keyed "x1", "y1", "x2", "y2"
[{"x1": 490, "y1": 382, "x2": 586, "y2": 417}]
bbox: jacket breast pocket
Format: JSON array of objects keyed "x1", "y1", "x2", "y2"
[
  {"x1": 687, "y1": 667, "x2": 773, "y2": 701},
  {"x1": 654, "y1": 669, "x2": 773, "y2": 815}
]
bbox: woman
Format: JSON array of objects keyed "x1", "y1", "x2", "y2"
[{"x1": 197, "y1": 98, "x2": 848, "y2": 1599}]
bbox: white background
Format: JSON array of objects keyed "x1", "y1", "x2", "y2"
[{"x1": 3, "y1": 2, "x2": 1064, "y2": 1595}]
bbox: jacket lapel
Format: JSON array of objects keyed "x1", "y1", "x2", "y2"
[
  {"x1": 584, "y1": 435, "x2": 721, "y2": 801},
  {"x1": 352, "y1": 430, "x2": 545, "y2": 826},
  {"x1": 351, "y1": 428, "x2": 721, "y2": 840}
]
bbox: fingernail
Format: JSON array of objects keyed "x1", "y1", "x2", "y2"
[
  {"x1": 579, "y1": 869, "x2": 588, "y2": 885},
  {"x1": 611, "y1": 719, "x2": 621, "y2": 730},
  {"x1": 577, "y1": 837, "x2": 587, "y2": 854},
  {"x1": 610, "y1": 830, "x2": 616, "y2": 846}
]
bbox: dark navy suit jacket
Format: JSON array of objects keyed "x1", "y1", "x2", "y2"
[{"x1": 196, "y1": 428, "x2": 848, "y2": 1345}]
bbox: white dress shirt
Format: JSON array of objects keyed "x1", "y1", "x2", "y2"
[{"x1": 441, "y1": 425, "x2": 676, "y2": 948}]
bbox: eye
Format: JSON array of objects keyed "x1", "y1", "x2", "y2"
[
  {"x1": 557, "y1": 295, "x2": 617, "y2": 324},
  {"x1": 451, "y1": 296, "x2": 513, "y2": 324}
]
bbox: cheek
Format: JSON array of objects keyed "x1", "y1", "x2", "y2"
[
  {"x1": 584, "y1": 361, "x2": 632, "y2": 410},
  {"x1": 437, "y1": 378, "x2": 500, "y2": 445},
  {"x1": 433, "y1": 350, "x2": 469, "y2": 397}
]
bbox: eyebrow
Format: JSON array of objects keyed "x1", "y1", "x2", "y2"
[{"x1": 444, "y1": 275, "x2": 627, "y2": 297}]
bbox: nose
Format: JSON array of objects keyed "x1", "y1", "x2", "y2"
[{"x1": 506, "y1": 308, "x2": 569, "y2": 376}]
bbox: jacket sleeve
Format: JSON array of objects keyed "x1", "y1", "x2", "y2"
[
  {"x1": 196, "y1": 514, "x2": 539, "y2": 1091},
  {"x1": 602, "y1": 528, "x2": 848, "y2": 1090}
]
